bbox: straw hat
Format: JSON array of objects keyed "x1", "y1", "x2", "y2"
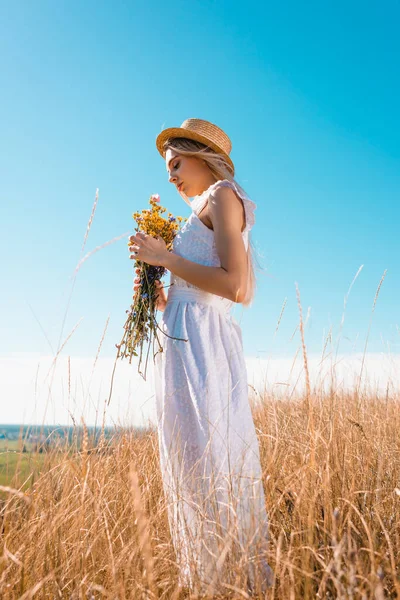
[{"x1": 156, "y1": 118, "x2": 235, "y2": 176}]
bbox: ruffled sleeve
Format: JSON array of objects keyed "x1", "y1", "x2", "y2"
[{"x1": 208, "y1": 179, "x2": 256, "y2": 233}]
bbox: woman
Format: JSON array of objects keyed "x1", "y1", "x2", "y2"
[{"x1": 129, "y1": 118, "x2": 272, "y2": 595}]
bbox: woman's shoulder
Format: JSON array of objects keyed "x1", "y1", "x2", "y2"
[{"x1": 208, "y1": 179, "x2": 257, "y2": 233}]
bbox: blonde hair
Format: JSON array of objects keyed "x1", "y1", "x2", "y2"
[{"x1": 161, "y1": 137, "x2": 262, "y2": 307}]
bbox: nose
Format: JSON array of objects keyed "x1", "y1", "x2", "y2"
[{"x1": 169, "y1": 173, "x2": 177, "y2": 184}]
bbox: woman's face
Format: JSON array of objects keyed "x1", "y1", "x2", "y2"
[{"x1": 165, "y1": 148, "x2": 215, "y2": 198}]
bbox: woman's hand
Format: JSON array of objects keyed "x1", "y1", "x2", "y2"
[
  {"x1": 129, "y1": 232, "x2": 168, "y2": 267},
  {"x1": 133, "y1": 268, "x2": 168, "y2": 312}
]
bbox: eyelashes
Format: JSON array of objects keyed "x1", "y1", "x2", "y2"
[{"x1": 168, "y1": 161, "x2": 180, "y2": 177}]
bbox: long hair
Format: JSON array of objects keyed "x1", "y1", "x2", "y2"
[{"x1": 161, "y1": 137, "x2": 262, "y2": 307}]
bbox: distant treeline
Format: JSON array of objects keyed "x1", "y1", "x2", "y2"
[{"x1": 0, "y1": 424, "x2": 150, "y2": 444}]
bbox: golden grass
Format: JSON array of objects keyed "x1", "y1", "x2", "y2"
[{"x1": 1, "y1": 390, "x2": 399, "y2": 599}]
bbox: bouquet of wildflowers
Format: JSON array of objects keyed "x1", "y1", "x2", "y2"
[{"x1": 116, "y1": 194, "x2": 187, "y2": 380}]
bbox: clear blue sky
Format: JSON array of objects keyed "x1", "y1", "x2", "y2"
[{"x1": 1, "y1": 0, "x2": 399, "y2": 363}]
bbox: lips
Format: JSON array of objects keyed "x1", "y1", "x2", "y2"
[{"x1": 178, "y1": 182, "x2": 184, "y2": 191}]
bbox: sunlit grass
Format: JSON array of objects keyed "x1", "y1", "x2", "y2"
[{"x1": 1, "y1": 389, "x2": 399, "y2": 598}]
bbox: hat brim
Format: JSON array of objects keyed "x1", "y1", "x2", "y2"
[{"x1": 156, "y1": 127, "x2": 235, "y2": 176}]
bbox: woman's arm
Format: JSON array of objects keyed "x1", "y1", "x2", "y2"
[
  {"x1": 163, "y1": 186, "x2": 248, "y2": 303},
  {"x1": 163, "y1": 253, "x2": 241, "y2": 301}
]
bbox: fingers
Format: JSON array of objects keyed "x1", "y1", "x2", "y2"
[
  {"x1": 133, "y1": 277, "x2": 140, "y2": 294},
  {"x1": 132, "y1": 277, "x2": 163, "y2": 293},
  {"x1": 129, "y1": 232, "x2": 147, "y2": 242},
  {"x1": 129, "y1": 234, "x2": 141, "y2": 242}
]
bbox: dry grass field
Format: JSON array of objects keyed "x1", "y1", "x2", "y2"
[
  {"x1": 1, "y1": 209, "x2": 397, "y2": 598},
  {"x1": 1, "y1": 387, "x2": 399, "y2": 599}
]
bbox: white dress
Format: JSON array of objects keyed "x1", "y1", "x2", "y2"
[{"x1": 154, "y1": 179, "x2": 272, "y2": 594}]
